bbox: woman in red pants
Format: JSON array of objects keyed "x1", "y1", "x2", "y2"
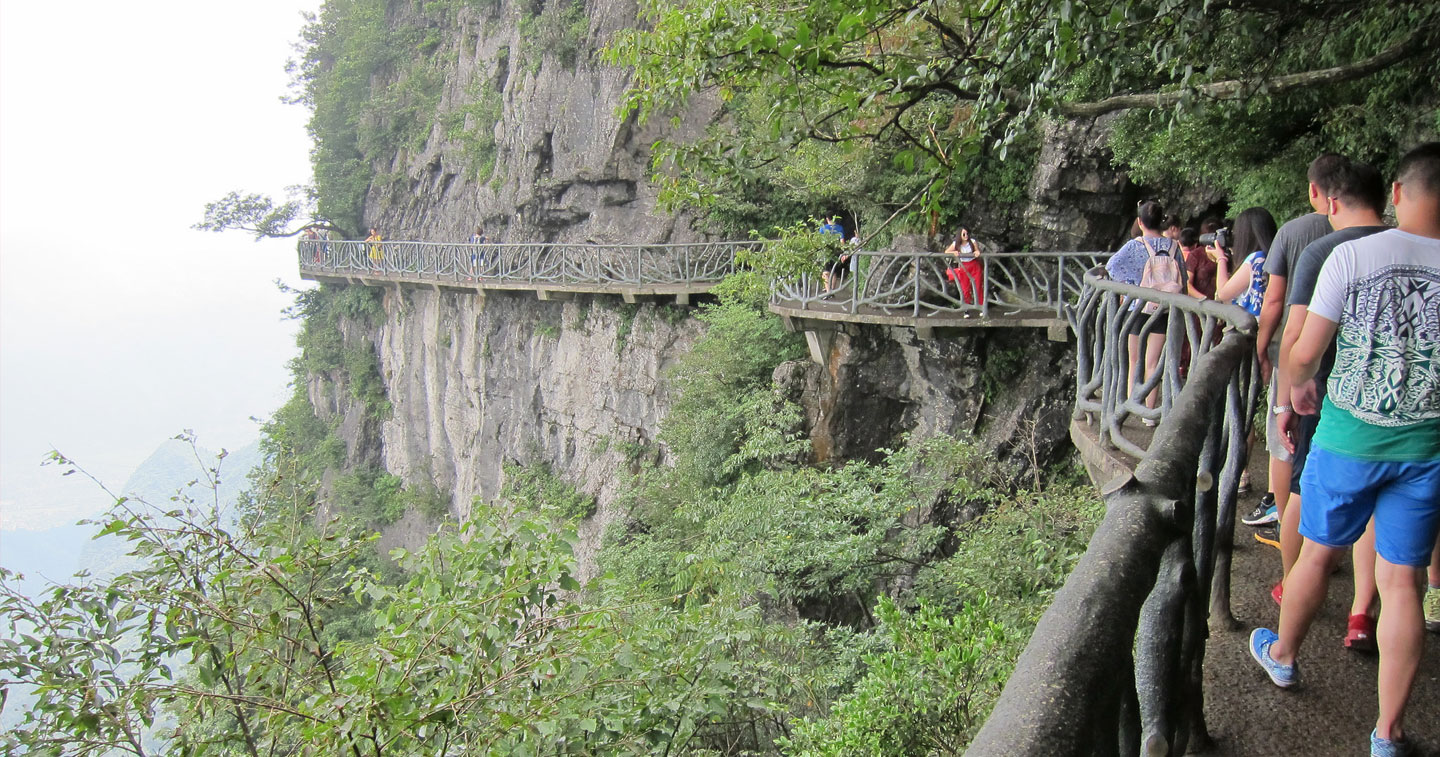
[{"x1": 945, "y1": 227, "x2": 985, "y2": 308}]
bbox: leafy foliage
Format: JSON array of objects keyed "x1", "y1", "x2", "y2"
[
  {"x1": 610, "y1": 0, "x2": 1439, "y2": 233},
  {"x1": 502, "y1": 461, "x2": 597, "y2": 521},
  {"x1": 518, "y1": 0, "x2": 590, "y2": 73}
]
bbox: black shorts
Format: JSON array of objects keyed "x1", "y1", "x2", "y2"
[
  {"x1": 1289, "y1": 412, "x2": 1321, "y2": 496},
  {"x1": 1125, "y1": 309, "x2": 1169, "y2": 335}
]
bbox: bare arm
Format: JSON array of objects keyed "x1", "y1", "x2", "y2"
[
  {"x1": 1214, "y1": 256, "x2": 1253, "y2": 302},
  {"x1": 1255, "y1": 274, "x2": 1287, "y2": 371},
  {"x1": 1289, "y1": 312, "x2": 1339, "y2": 387}
]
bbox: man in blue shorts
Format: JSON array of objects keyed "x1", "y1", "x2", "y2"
[
  {"x1": 1273, "y1": 160, "x2": 1390, "y2": 646},
  {"x1": 1249, "y1": 143, "x2": 1440, "y2": 757}
]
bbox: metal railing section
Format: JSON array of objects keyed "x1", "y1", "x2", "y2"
[
  {"x1": 297, "y1": 240, "x2": 756, "y2": 287},
  {"x1": 970, "y1": 270, "x2": 1260, "y2": 756},
  {"x1": 768, "y1": 251, "x2": 1109, "y2": 318}
]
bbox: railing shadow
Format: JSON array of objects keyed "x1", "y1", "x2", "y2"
[{"x1": 969, "y1": 268, "x2": 1259, "y2": 756}]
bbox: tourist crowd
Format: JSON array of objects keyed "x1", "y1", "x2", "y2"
[{"x1": 1106, "y1": 144, "x2": 1440, "y2": 757}]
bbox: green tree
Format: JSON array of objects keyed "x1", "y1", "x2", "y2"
[{"x1": 611, "y1": 0, "x2": 1439, "y2": 223}]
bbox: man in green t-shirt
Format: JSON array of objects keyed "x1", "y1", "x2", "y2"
[{"x1": 1248, "y1": 143, "x2": 1440, "y2": 757}]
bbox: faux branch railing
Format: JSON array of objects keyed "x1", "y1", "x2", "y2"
[
  {"x1": 970, "y1": 269, "x2": 1260, "y2": 756},
  {"x1": 770, "y1": 251, "x2": 1109, "y2": 318},
  {"x1": 297, "y1": 240, "x2": 756, "y2": 287},
  {"x1": 298, "y1": 241, "x2": 1106, "y2": 319}
]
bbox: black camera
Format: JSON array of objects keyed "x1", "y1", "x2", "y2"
[{"x1": 1199, "y1": 228, "x2": 1231, "y2": 249}]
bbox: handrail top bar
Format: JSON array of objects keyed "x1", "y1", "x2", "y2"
[
  {"x1": 311, "y1": 240, "x2": 762, "y2": 250},
  {"x1": 1081, "y1": 266, "x2": 1258, "y2": 334},
  {"x1": 303, "y1": 240, "x2": 1104, "y2": 259}
]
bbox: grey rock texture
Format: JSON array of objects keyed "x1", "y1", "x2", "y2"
[
  {"x1": 1024, "y1": 114, "x2": 1137, "y2": 252},
  {"x1": 312, "y1": 289, "x2": 700, "y2": 576},
  {"x1": 774, "y1": 324, "x2": 1076, "y2": 477},
  {"x1": 365, "y1": 0, "x2": 715, "y2": 245}
]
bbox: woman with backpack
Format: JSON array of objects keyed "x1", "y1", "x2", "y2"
[
  {"x1": 1106, "y1": 200, "x2": 1185, "y2": 425},
  {"x1": 1210, "y1": 207, "x2": 1278, "y2": 316}
]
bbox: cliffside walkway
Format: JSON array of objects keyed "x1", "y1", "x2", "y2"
[
  {"x1": 298, "y1": 239, "x2": 753, "y2": 305},
  {"x1": 297, "y1": 241, "x2": 1105, "y2": 361},
  {"x1": 973, "y1": 269, "x2": 1440, "y2": 756}
]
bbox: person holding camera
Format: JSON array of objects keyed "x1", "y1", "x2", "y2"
[{"x1": 1209, "y1": 207, "x2": 1278, "y2": 316}]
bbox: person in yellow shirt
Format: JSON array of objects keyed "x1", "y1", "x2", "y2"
[{"x1": 365, "y1": 227, "x2": 383, "y2": 270}]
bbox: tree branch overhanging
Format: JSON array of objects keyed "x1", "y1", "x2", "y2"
[{"x1": 1057, "y1": 23, "x2": 1431, "y2": 117}]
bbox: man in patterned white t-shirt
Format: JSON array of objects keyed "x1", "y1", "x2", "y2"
[{"x1": 1247, "y1": 142, "x2": 1440, "y2": 757}]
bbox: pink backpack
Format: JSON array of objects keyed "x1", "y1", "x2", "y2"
[{"x1": 1137, "y1": 237, "x2": 1183, "y2": 313}]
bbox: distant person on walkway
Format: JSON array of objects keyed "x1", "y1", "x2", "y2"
[
  {"x1": 302, "y1": 227, "x2": 321, "y2": 263},
  {"x1": 1242, "y1": 154, "x2": 1349, "y2": 560},
  {"x1": 944, "y1": 227, "x2": 985, "y2": 309},
  {"x1": 1249, "y1": 143, "x2": 1440, "y2": 757},
  {"x1": 366, "y1": 227, "x2": 383, "y2": 271},
  {"x1": 1180, "y1": 227, "x2": 1216, "y2": 300},
  {"x1": 1107, "y1": 200, "x2": 1180, "y2": 424},
  {"x1": 1210, "y1": 207, "x2": 1278, "y2": 317},
  {"x1": 1270, "y1": 160, "x2": 1389, "y2": 647},
  {"x1": 469, "y1": 225, "x2": 488, "y2": 275},
  {"x1": 819, "y1": 215, "x2": 849, "y2": 291}
]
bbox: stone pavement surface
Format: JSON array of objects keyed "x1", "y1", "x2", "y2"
[{"x1": 1198, "y1": 453, "x2": 1440, "y2": 756}]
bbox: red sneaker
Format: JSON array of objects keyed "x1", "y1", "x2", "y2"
[
  {"x1": 1344, "y1": 614, "x2": 1376, "y2": 652},
  {"x1": 1271, "y1": 581, "x2": 1283, "y2": 607}
]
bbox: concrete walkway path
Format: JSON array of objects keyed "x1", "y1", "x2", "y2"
[{"x1": 1198, "y1": 453, "x2": 1440, "y2": 756}]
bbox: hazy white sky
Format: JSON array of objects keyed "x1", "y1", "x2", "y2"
[{"x1": 1, "y1": 0, "x2": 320, "y2": 527}]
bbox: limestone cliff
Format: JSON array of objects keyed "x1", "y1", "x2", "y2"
[
  {"x1": 307, "y1": 284, "x2": 1074, "y2": 579},
  {"x1": 364, "y1": 0, "x2": 714, "y2": 244}
]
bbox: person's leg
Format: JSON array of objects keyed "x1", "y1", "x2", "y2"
[
  {"x1": 1265, "y1": 367, "x2": 1293, "y2": 519},
  {"x1": 1281, "y1": 492, "x2": 1303, "y2": 578},
  {"x1": 1350, "y1": 519, "x2": 1379, "y2": 618},
  {"x1": 1374, "y1": 554, "x2": 1424, "y2": 741},
  {"x1": 1370, "y1": 458, "x2": 1440, "y2": 740},
  {"x1": 1270, "y1": 538, "x2": 1344, "y2": 664},
  {"x1": 1272, "y1": 446, "x2": 1380, "y2": 663},
  {"x1": 1127, "y1": 333, "x2": 1141, "y2": 400},
  {"x1": 1282, "y1": 413, "x2": 1320, "y2": 579},
  {"x1": 1144, "y1": 331, "x2": 1165, "y2": 410}
]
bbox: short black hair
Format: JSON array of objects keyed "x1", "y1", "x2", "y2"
[
  {"x1": 1307, "y1": 152, "x2": 1349, "y2": 196},
  {"x1": 1330, "y1": 161, "x2": 1386, "y2": 214},
  {"x1": 1397, "y1": 142, "x2": 1440, "y2": 198},
  {"x1": 1162, "y1": 214, "x2": 1182, "y2": 230},
  {"x1": 1179, "y1": 227, "x2": 1200, "y2": 247},
  {"x1": 1137, "y1": 200, "x2": 1165, "y2": 232}
]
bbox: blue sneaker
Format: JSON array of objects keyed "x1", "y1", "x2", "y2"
[
  {"x1": 1248, "y1": 628, "x2": 1297, "y2": 688},
  {"x1": 1371, "y1": 729, "x2": 1410, "y2": 757}
]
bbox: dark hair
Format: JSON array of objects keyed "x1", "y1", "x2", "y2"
[
  {"x1": 1162, "y1": 214, "x2": 1182, "y2": 230},
  {"x1": 1397, "y1": 142, "x2": 1440, "y2": 197},
  {"x1": 1307, "y1": 152, "x2": 1349, "y2": 196},
  {"x1": 1137, "y1": 200, "x2": 1165, "y2": 232},
  {"x1": 1330, "y1": 161, "x2": 1386, "y2": 214},
  {"x1": 1199, "y1": 216, "x2": 1222, "y2": 235},
  {"x1": 1231, "y1": 207, "x2": 1278, "y2": 257},
  {"x1": 1179, "y1": 227, "x2": 1200, "y2": 247},
  {"x1": 954, "y1": 227, "x2": 971, "y2": 246}
]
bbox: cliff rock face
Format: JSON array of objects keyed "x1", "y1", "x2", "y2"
[
  {"x1": 368, "y1": 0, "x2": 714, "y2": 245},
  {"x1": 774, "y1": 326, "x2": 1076, "y2": 476},
  {"x1": 310, "y1": 289, "x2": 699, "y2": 573}
]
